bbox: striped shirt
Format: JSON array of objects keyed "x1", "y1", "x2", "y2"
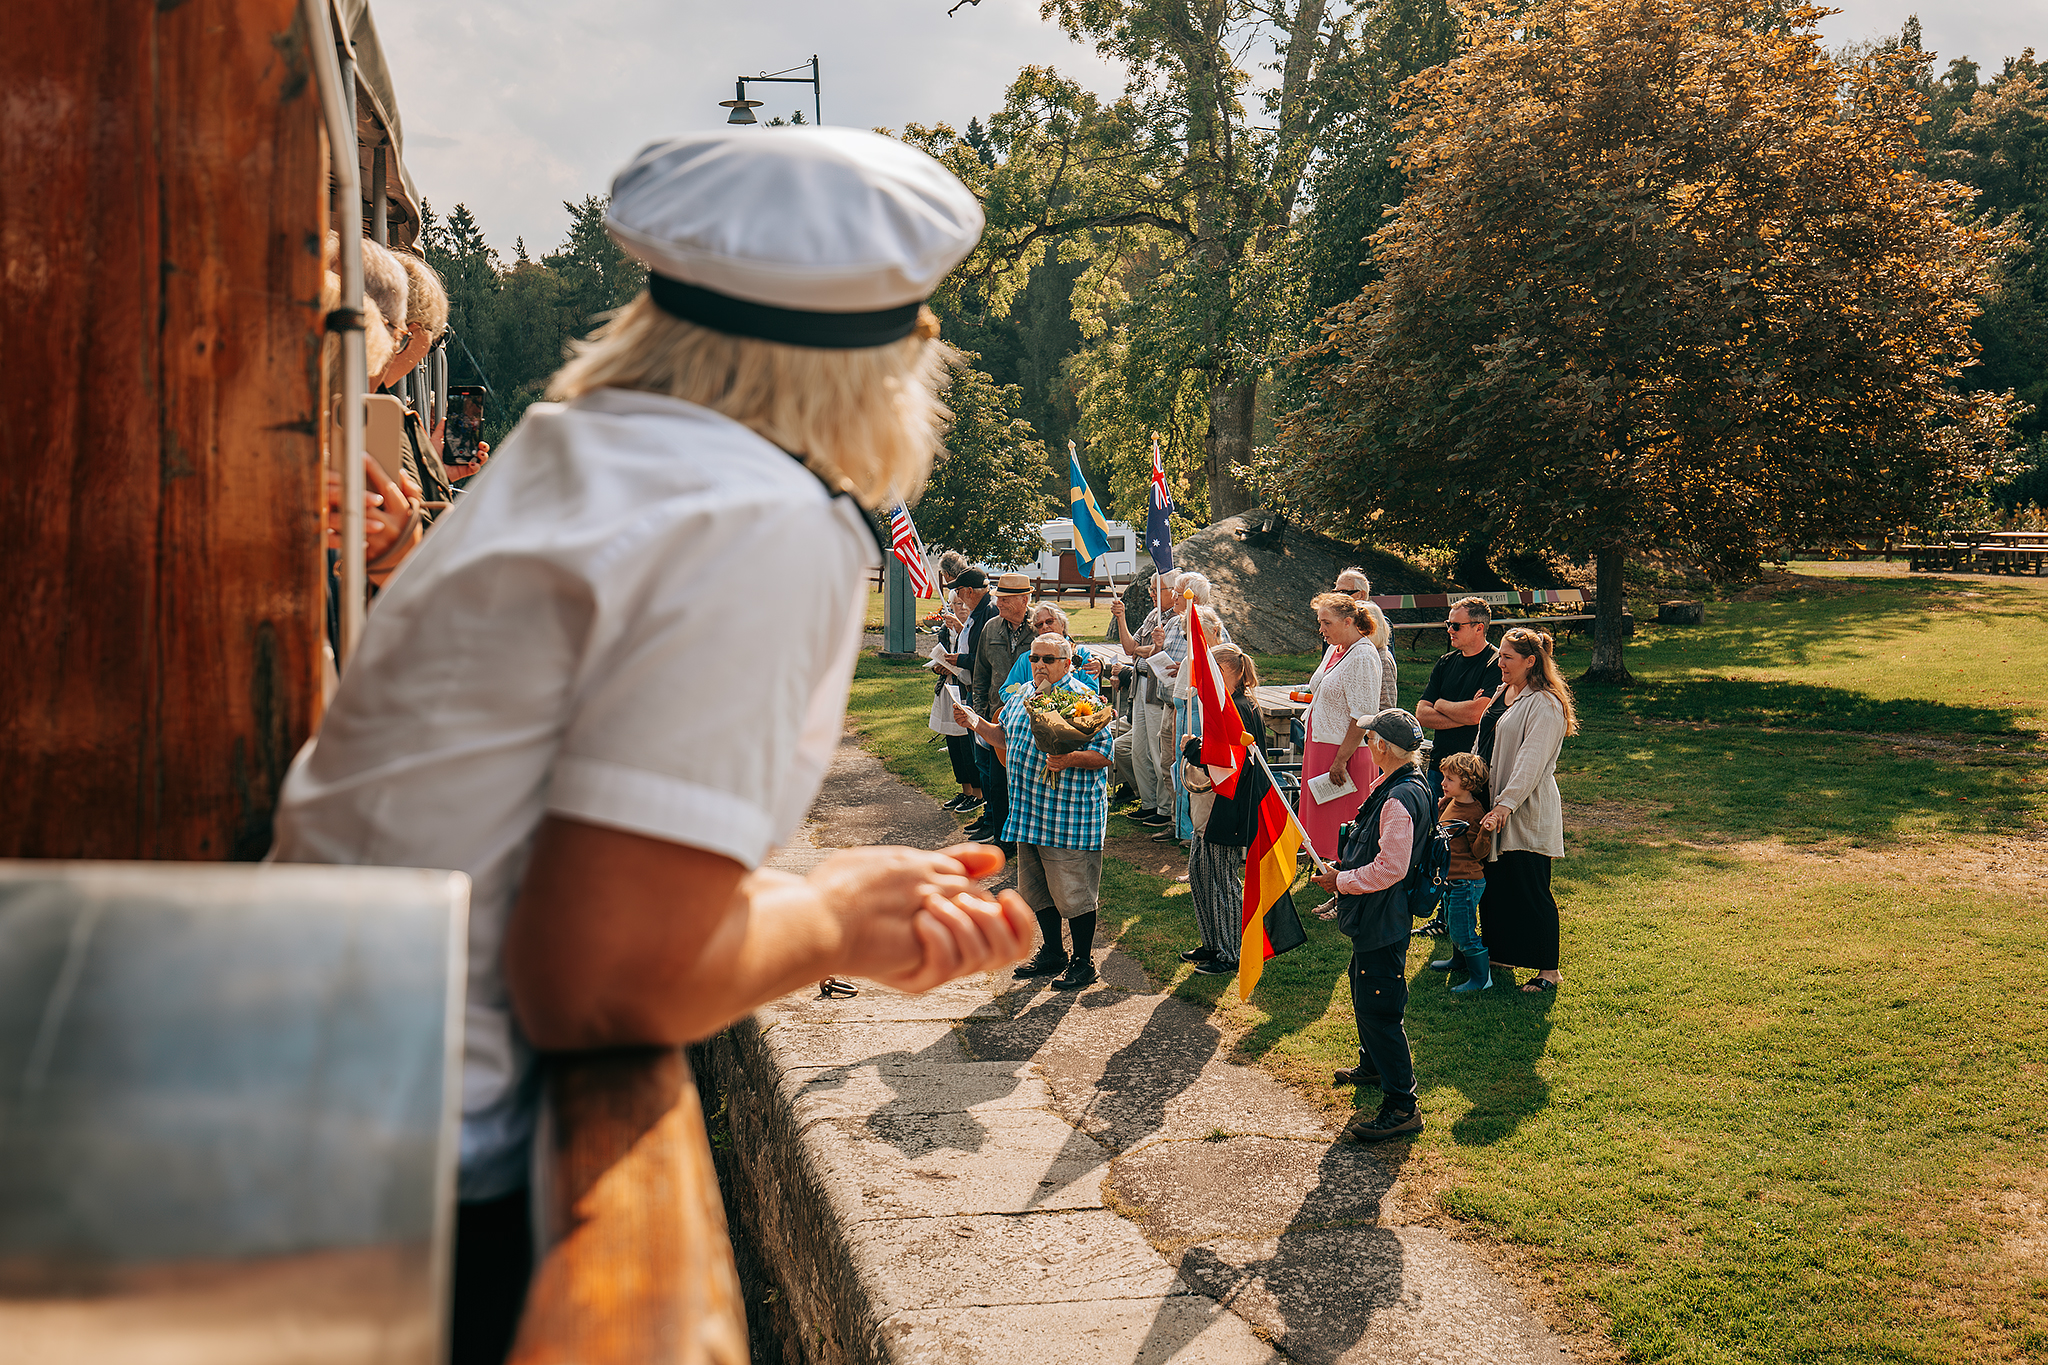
[{"x1": 999, "y1": 677, "x2": 1113, "y2": 850}]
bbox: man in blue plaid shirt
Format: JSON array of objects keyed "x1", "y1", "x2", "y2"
[{"x1": 954, "y1": 635, "x2": 1112, "y2": 991}]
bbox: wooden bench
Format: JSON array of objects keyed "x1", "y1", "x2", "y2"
[{"x1": 1032, "y1": 550, "x2": 1112, "y2": 607}]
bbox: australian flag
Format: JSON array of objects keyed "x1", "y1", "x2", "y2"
[{"x1": 1146, "y1": 432, "x2": 1174, "y2": 573}]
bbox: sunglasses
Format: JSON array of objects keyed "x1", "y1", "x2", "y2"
[
  {"x1": 1029, "y1": 653, "x2": 1067, "y2": 663},
  {"x1": 1446, "y1": 620, "x2": 1482, "y2": 630}
]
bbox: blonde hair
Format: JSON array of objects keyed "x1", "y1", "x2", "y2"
[
  {"x1": 1439, "y1": 750, "x2": 1490, "y2": 807},
  {"x1": 358, "y1": 238, "x2": 409, "y2": 343},
  {"x1": 547, "y1": 295, "x2": 954, "y2": 507},
  {"x1": 1311, "y1": 591, "x2": 1378, "y2": 640},
  {"x1": 395, "y1": 251, "x2": 449, "y2": 341},
  {"x1": 321, "y1": 264, "x2": 397, "y2": 455},
  {"x1": 1211, "y1": 642, "x2": 1259, "y2": 693},
  {"x1": 1363, "y1": 601, "x2": 1392, "y2": 647},
  {"x1": 1500, "y1": 628, "x2": 1580, "y2": 734}
]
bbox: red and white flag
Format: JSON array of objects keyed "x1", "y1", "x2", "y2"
[
  {"x1": 889, "y1": 503, "x2": 935, "y2": 599},
  {"x1": 1185, "y1": 597, "x2": 1246, "y2": 799}
]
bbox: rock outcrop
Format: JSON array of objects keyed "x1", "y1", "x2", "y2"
[{"x1": 1120, "y1": 511, "x2": 1452, "y2": 655}]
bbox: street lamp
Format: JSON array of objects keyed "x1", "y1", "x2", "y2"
[
  {"x1": 718, "y1": 56, "x2": 821, "y2": 127},
  {"x1": 719, "y1": 81, "x2": 762, "y2": 125}
]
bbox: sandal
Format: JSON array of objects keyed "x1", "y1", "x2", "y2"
[
  {"x1": 1314, "y1": 904, "x2": 1338, "y2": 921},
  {"x1": 818, "y1": 978, "x2": 860, "y2": 999},
  {"x1": 1520, "y1": 977, "x2": 1557, "y2": 993}
]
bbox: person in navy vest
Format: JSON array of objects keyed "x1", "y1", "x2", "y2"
[{"x1": 1310, "y1": 709, "x2": 1437, "y2": 1143}]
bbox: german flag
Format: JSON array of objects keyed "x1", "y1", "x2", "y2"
[{"x1": 1238, "y1": 781, "x2": 1308, "y2": 1000}]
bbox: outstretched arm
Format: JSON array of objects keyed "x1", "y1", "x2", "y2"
[{"x1": 505, "y1": 817, "x2": 1033, "y2": 1050}]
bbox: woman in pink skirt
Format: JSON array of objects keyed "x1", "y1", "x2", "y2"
[{"x1": 1299, "y1": 592, "x2": 1386, "y2": 860}]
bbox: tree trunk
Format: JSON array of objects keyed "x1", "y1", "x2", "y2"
[
  {"x1": 1205, "y1": 377, "x2": 1256, "y2": 520},
  {"x1": 1582, "y1": 546, "x2": 1634, "y2": 684},
  {"x1": 1453, "y1": 532, "x2": 1508, "y2": 589}
]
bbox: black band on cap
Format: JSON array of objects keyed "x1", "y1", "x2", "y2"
[{"x1": 647, "y1": 273, "x2": 923, "y2": 349}]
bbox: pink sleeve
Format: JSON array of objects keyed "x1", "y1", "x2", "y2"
[{"x1": 1333, "y1": 800, "x2": 1415, "y2": 896}]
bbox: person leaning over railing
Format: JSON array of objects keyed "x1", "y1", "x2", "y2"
[{"x1": 273, "y1": 129, "x2": 1033, "y2": 1365}]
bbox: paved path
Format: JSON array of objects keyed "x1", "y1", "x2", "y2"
[{"x1": 759, "y1": 730, "x2": 1573, "y2": 1364}]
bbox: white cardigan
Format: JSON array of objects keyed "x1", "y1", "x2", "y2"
[{"x1": 1306, "y1": 641, "x2": 1383, "y2": 746}]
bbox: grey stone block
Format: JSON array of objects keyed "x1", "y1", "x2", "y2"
[{"x1": 879, "y1": 1296, "x2": 1280, "y2": 1364}]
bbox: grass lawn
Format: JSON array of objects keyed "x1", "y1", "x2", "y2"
[{"x1": 843, "y1": 566, "x2": 2048, "y2": 1365}]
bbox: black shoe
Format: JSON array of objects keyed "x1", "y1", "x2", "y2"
[
  {"x1": 1151, "y1": 828, "x2": 1181, "y2": 842},
  {"x1": 1333, "y1": 1067, "x2": 1382, "y2": 1088},
  {"x1": 1112, "y1": 785, "x2": 1136, "y2": 805},
  {"x1": 1341, "y1": 1102, "x2": 1423, "y2": 1144},
  {"x1": 1012, "y1": 950, "x2": 1069, "y2": 979},
  {"x1": 1190, "y1": 958, "x2": 1237, "y2": 976},
  {"x1": 1426, "y1": 956, "x2": 1463, "y2": 973},
  {"x1": 942, "y1": 794, "x2": 968, "y2": 811},
  {"x1": 956, "y1": 795, "x2": 985, "y2": 813},
  {"x1": 1048, "y1": 957, "x2": 1098, "y2": 990},
  {"x1": 1136, "y1": 810, "x2": 1171, "y2": 827},
  {"x1": 1179, "y1": 945, "x2": 1220, "y2": 963}
]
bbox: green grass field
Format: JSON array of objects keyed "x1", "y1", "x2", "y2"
[{"x1": 845, "y1": 564, "x2": 2048, "y2": 1364}]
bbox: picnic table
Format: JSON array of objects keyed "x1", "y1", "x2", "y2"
[
  {"x1": 1895, "y1": 531, "x2": 2048, "y2": 575},
  {"x1": 1369, "y1": 588, "x2": 1597, "y2": 655}
]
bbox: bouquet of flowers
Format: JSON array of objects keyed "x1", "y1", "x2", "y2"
[{"x1": 1025, "y1": 688, "x2": 1115, "y2": 785}]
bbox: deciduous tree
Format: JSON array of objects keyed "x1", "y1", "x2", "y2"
[
  {"x1": 915, "y1": 360, "x2": 1061, "y2": 565},
  {"x1": 1281, "y1": 0, "x2": 2021, "y2": 682},
  {"x1": 918, "y1": 0, "x2": 1388, "y2": 523}
]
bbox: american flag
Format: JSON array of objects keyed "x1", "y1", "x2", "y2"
[{"x1": 889, "y1": 503, "x2": 934, "y2": 598}]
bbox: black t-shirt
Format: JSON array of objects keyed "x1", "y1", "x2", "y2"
[{"x1": 1420, "y1": 645, "x2": 1502, "y2": 770}]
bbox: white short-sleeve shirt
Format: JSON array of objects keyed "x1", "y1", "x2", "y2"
[{"x1": 271, "y1": 387, "x2": 880, "y2": 1199}]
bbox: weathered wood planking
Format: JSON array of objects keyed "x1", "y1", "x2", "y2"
[
  {"x1": 514, "y1": 1050, "x2": 750, "y2": 1365},
  {"x1": 0, "y1": 0, "x2": 324, "y2": 860}
]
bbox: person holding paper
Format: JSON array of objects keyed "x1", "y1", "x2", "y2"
[
  {"x1": 933, "y1": 570, "x2": 991, "y2": 813},
  {"x1": 1298, "y1": 592, "x2": 1386, "y2": 859},
  {"x1": 1110, "y1": 571, "x2": 1178, "y2": 827}
]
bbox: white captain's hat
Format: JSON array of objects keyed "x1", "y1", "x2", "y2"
[{"x1": 605, "y1": 127, "x2": 984, "y2": 349}]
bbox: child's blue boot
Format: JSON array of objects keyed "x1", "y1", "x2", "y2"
[{"x1": 1451, "y1": 949, "x2": 1492, "y2": 993}]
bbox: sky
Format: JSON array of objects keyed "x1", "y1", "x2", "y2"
[{"x1": 371, "y1": 0, "x2": 2048, "y2": 259}]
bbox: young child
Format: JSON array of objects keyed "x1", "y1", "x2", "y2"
[{"x1": 1435, "y1": 751, "x2": 1496, "y2": 992}]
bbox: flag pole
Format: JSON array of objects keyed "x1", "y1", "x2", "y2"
[{"x1": 1248, "y1": 740, "x2": 1333, "y2": 876}]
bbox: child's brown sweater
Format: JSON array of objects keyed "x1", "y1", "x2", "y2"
[{"x1": 1439, "y1": 795, "x2": 1494, "y2": 879}]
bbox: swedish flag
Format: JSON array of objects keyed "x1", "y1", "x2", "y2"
[{"x1": 1067, "y1": 442, "x2": 1113, "y2": 574}]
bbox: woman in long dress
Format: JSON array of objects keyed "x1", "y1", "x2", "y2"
[
  {"x1": 1476, "y1": 628, "x2": 1578, "y2": 992},
  {"x1": 1298, "y1": 592, "x2": 1385, "y2": 860}
]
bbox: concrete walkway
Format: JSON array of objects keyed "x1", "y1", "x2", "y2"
[{"x1": 742, "y1": 729, "x2": 1573, "y2": 1364}]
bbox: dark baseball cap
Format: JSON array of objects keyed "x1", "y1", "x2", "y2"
[
  {"x1": 1367, "y1": 709, "x2": 1425, "y2": 750},
  {"x1": 946, "y1": 568, "x2": 988, "y2": 589}
]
